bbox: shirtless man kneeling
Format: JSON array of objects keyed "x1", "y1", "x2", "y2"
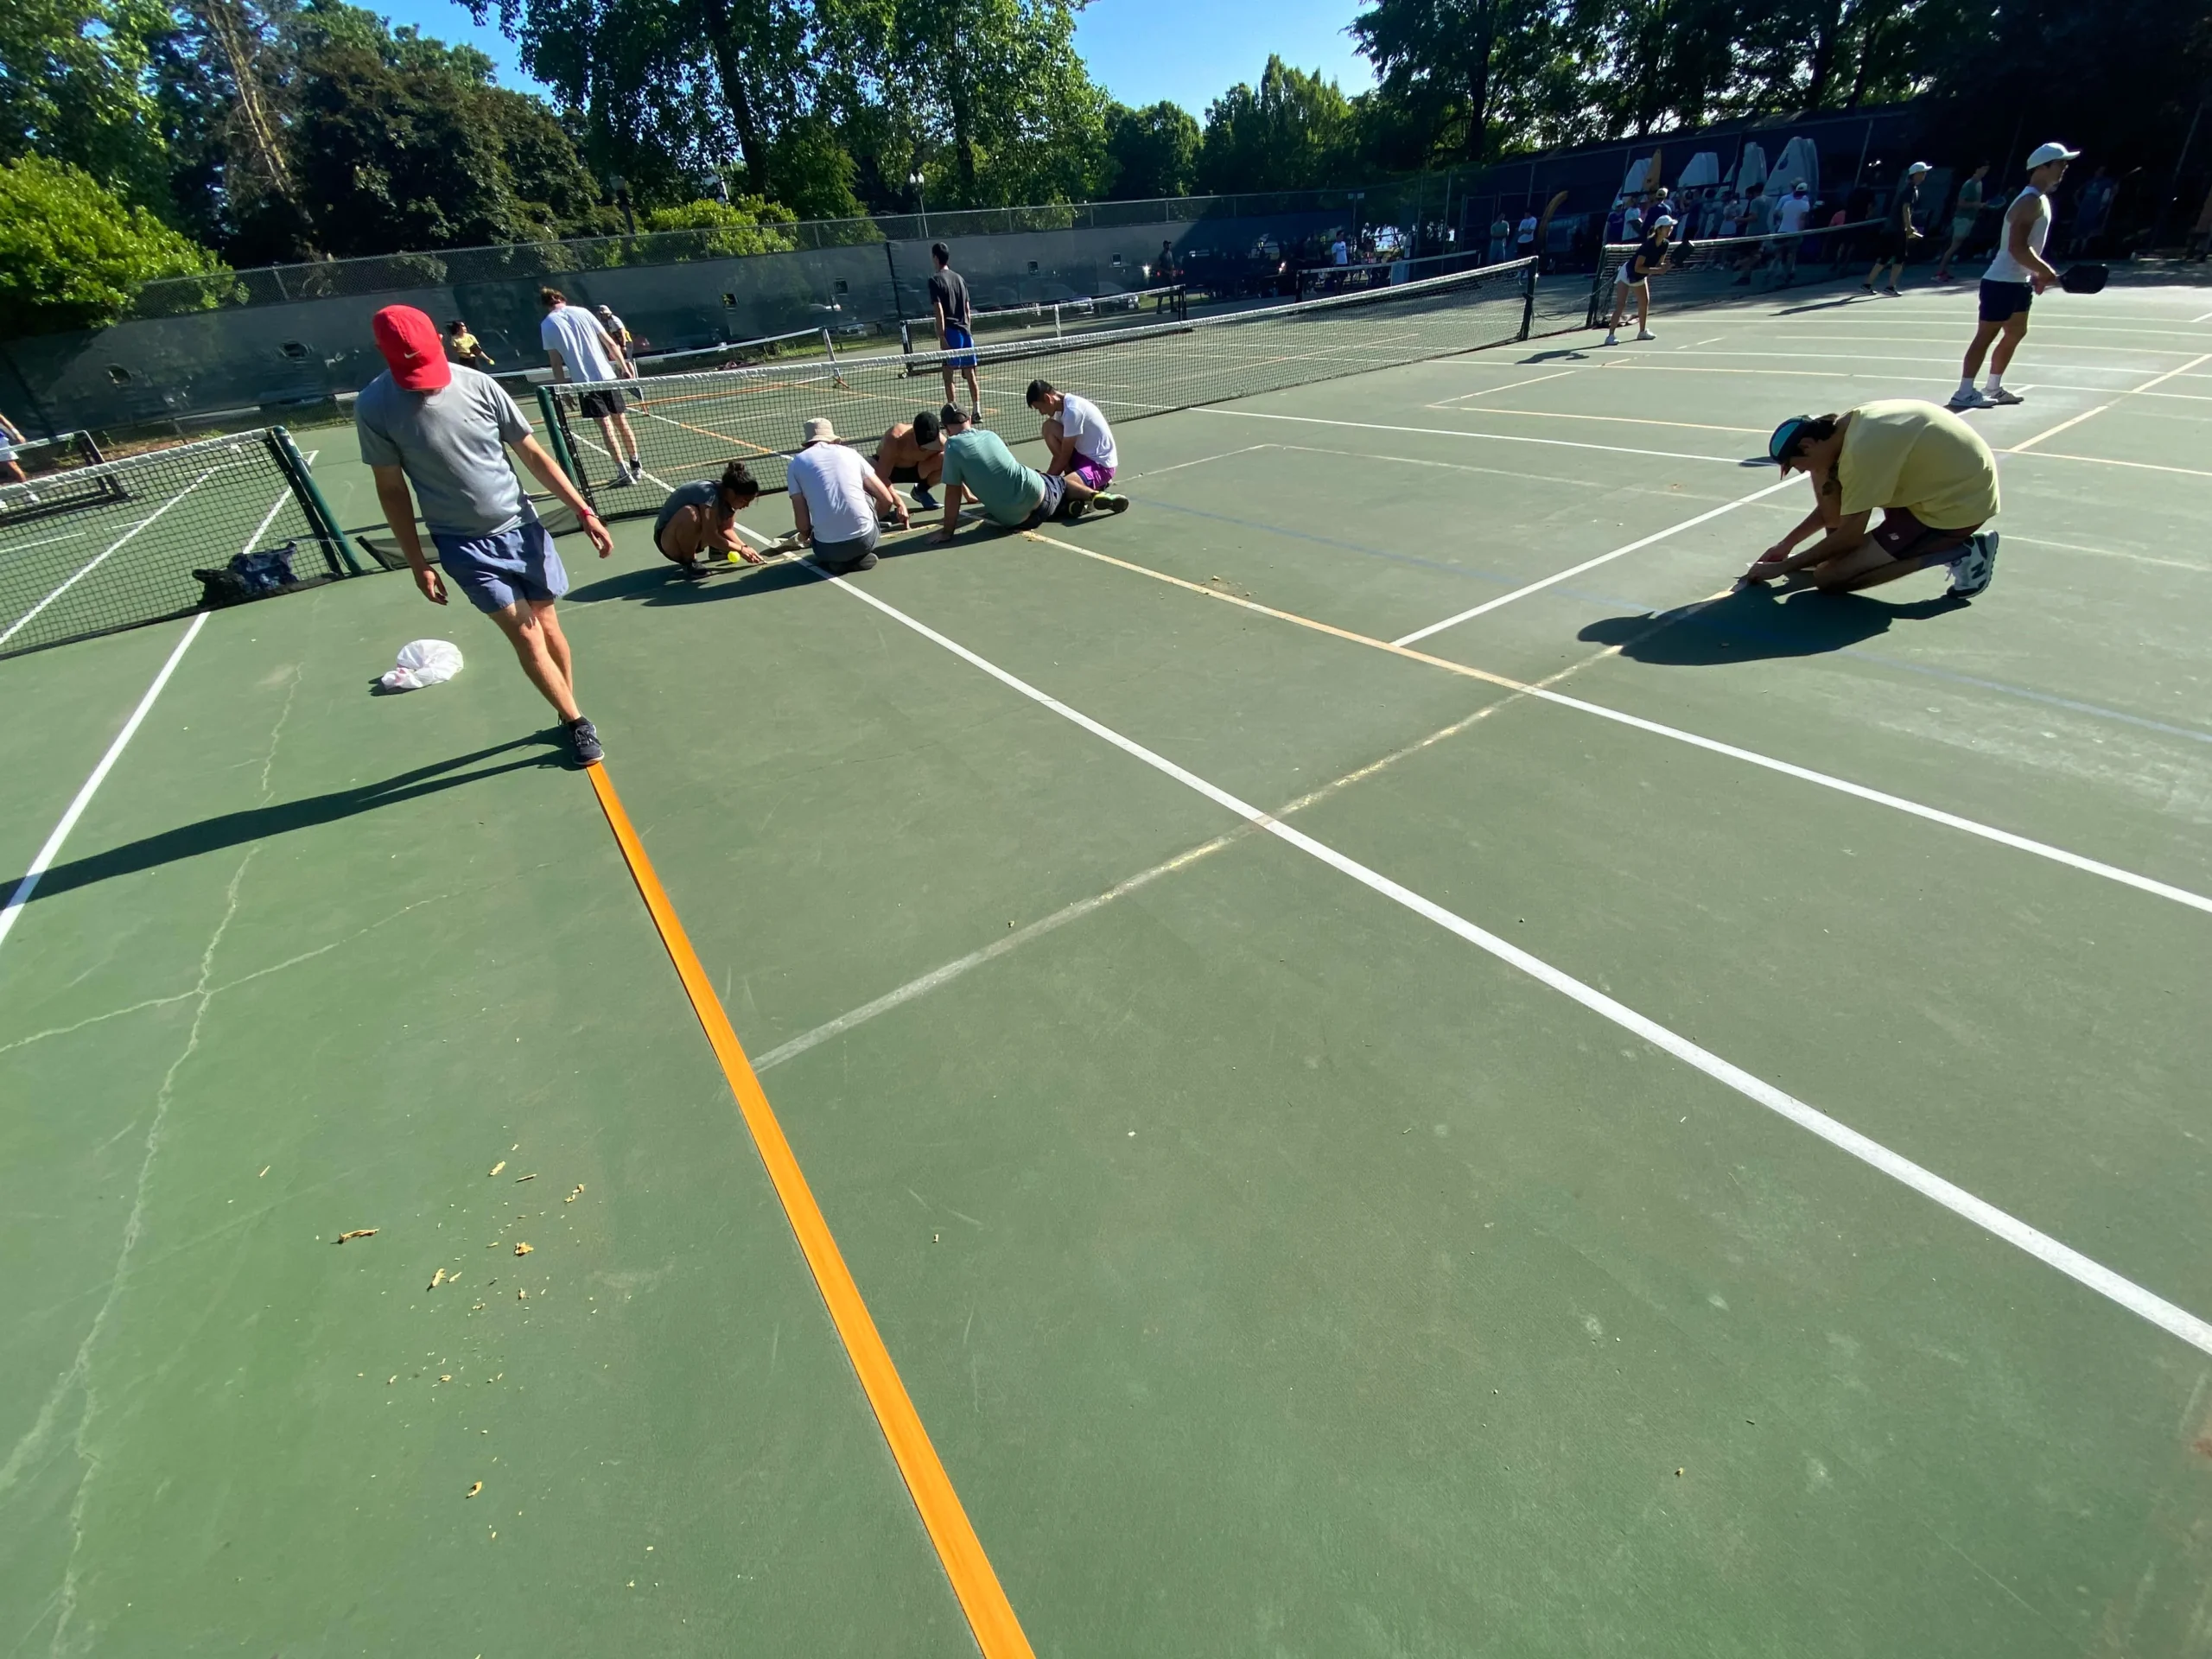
[{"x1": 874, "y1": 410, "x2": 944, "y2": 511}]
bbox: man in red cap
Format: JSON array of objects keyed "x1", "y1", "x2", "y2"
[{"x1": 356, "y1": 304, "x2": 614, "y2": 766}]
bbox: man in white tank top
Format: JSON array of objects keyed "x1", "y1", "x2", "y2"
[{"x1": 1950, "y1": 143, "x2": 2077, "y2": 410}]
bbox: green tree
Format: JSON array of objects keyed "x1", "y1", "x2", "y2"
[
  {"x1": 1197, "y1": 56, "x2": 1356, "y2": 193},
  {"x1": 0, "y1": 0, "x2": 179, "y2": 207},
  {"x1": 639, "y1": 193, "x2": 800, "y2": 253},
  {"x1": 0, "y1": 152, "x2": 227, "y2": 332},
  {"x1": 1105, "y1": 100, "x2": 1201, "y2": 198}
]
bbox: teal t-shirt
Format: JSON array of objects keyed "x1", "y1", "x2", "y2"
[{"x1": 941, "y1": 429, "x2": 1042, "y2": 525}]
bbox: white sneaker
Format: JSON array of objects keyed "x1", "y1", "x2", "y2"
[
  {"x1": 607, "y1": 464, "x2": 635, "y2": 487},
  {"x1": 1947, "y1": 531, "x2": 1998, "y2": 597},
  {"x1": 1947, "y1": 387, "x2": 1991, "y2": 410},
  {"x1": 1636, "y1": 328, "x2": 1656, "y2": 341},
  {"x1": 1602, "y1": 329, "x2": 1619, "y2": 346},
  {"x1": 1985, "y1": 387, "x2": 2024, "y2": 405}
]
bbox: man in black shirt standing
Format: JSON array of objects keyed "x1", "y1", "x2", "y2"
[
  {"x1": 927, "y1": 241, "x2": 982, "y2": 423},
  {"x1": 1865, "y1": 161, "x2": 1929, "y2": 296}
]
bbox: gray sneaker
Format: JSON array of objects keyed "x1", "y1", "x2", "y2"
[
  {"x1": 566, "y1": 716, "x2": 603, "y2": 766},
  {"x1": 1947, "y1": 387, "x2": 1991, "y2": 411},
  {"x1": 1986, "y1": 387, "x2": 2024, "y2": 405},
  {"x1": 1946, "y1": 532, "x2": 1998, "y2": 598}
]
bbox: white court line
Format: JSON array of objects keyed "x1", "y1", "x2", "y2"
[
  {"x1": 1128, "y1": 444, "x2": 1274, "y2": 479},
  {"x1": 1768, "y1": 330, "x2": 2212, "y2": 351},
  {"x1": 0, "y1": 460, "x2": 239, "y2": 648},
  {"x1": 1420, "y1": 405, "x2": 1763, "y2": 435},
  {"x1": 1199, "y1": 408, "x2": 1746, "y2": 466},
  {"x1": 2008, "y1": 352, "x2": 2212, "y2": 454},
  {"x1": 1033, "y1": 531, "x2": 2212, "y2": 910},
  {"x1": 1434, "y1": 369, "x2": 1580, "y2": 404},
  {"x1": 817, "y1": 573, "x2": 2212, "y2": 1360},
  {"x1": 2015, "y1": 451, "x2": 2212, "y2": 480},
  {"x1": 1576, "y1": 362, "x2": 2129, "y2": 395},
  {"x1": 0, "y1": 613, "x2": 211, "y2": 957},
  {"x1": 0, "y1": 526, "x2": 95, "y2": 556},
  {"x1": 1391, "y1": 478, "x2": 1797, "y2": 645},
  {"x1": 2194, "y1": 310, "x2": 2212, "y2": 324},
  {"x1": 1657, "y1": 347, "x2": 2191, "y2": 369},
  {"x1": 2005, "y1": 533, "x2": 2205, "y2": 574}
]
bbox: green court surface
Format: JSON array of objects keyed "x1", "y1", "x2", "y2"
[{"x1": 5, "y1": 276, "x2": 2212, "y2": 1656}]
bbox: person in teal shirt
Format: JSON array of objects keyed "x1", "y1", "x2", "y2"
[{"x1": 931, "y1": 404, "x2": 1126, "y2": 541}]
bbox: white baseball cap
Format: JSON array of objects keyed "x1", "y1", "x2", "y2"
[
  {"x1": 2025, "y1": 142, "x2": 2081, "y2": 168},
  {"x1": 1904, "y1": 161, "x2": 1931, "y2": 175},
  {"x1": 1653, "y1": 214, "x2": 1677, "y2": 229}
]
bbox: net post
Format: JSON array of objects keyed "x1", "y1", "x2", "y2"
[
  {"x1": 535, "y1": 385, "x2": 594, "y2": 512},
  {"x1": 822, "y1": 327, "x2": 849, "y2": 389},
  {"x1": 1587, "y1": 259, "x2": 1607, "y2": 330},
  {"x1": 267, "y1": 425, "x2": 363, "y2": 575},
  {"x1": 1520, "y1": 263, "x2": 1536, "y2": 340}
]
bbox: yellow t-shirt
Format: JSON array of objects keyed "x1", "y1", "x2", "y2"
[{"x1": 1835, "y1": 399, "x2": 1999, "y2": 530}]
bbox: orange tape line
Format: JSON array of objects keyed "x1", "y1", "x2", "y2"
[{"x1": 586, "y1": 763, "x2": 1034, "y2": 1659}]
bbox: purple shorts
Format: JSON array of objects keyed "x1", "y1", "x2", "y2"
[{"x1": 1070, "y1": 455, "x2": 1115, "y2": 491}]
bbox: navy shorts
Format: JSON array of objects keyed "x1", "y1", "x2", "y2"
[
  {"x1": 941, "y1": 322, "x2": 977, "y2": 371},
  {"x1": 432, "y1": 518, "x2": 569, "y2": 614},
  {"x1": 1978, "y1": 279, "x2": 2032, "y2": 322}
]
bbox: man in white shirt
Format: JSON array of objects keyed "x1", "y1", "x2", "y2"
[
  {"x1": 1771, "y1": 181, "x2": 1815, "y2": 283},
  {"x1": 783, "y1": 416, "x2": 908, "y2": 574},
  {"x1": 1515, "y1": 213, "x2": 1538, "y2": 255},
  {"x1": 1332, "y1": 236, "x2": 1350, "y2": 267},
  {"x1": 1025, "y1": 379, "x2": 1130, "y2": 515},
  {"x1": 1951, "y1": 143, "x2": 2077, "y2": 410},
  {"x1": 538, "y1": 288, "x2": 642, "y2": 486}
]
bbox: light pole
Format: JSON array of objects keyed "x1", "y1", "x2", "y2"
[{"x1": 911, "y1": 171, "x2": 930, "y2": 239}]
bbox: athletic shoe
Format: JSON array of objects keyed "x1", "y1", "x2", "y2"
[
  {"x1": 607, "y1": 465, "x2": 635, "y2": 487},
  {"x1": 1986, "y1": 387, "x2": 2024, "y2": 405},
  {"x1": 566, "y1": 715, "x2": 603, "y2": 766},
  {"x1": 1095, "y1": 493, "x2": 1130, "y2": 513},
  {"x1": 1881, "y1": 286, "x2": 1902, "y2": 296},
  {"x1": 1602, "y1": 329, "x2": 1619, "y2": 346},
  {"x1": 1636, "y1": 328, "x2": 1656, "y2": 341},
  {"x1": 1860, "y1": 283, "x2": 1877, "y2": 296},
  {"x1": 1947, "y1": 387, "x2": 1992, "y2": 410},
  {"x1": 911, "y1": 486, "x2": 937, "y2": 510},
  {"x1": 1946, "y1": 531, "x2": 1998, "y2": 598}
]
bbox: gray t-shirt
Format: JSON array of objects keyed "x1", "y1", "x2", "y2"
[
  {"x1": 355, "y1": 365, "x2": 535, "y2": 539},
  {"x1": 653, "y1": 478, "x2": 719, "y2": 545}
]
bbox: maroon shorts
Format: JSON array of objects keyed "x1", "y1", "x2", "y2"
[
  {"x1": 1874, "y1": 507, "x2": 1979, "y2": 564},
  {"x1": 1070, "y1": 455, "x2": 1115, "y2": 491}
]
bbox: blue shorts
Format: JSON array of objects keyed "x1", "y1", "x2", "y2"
[
  {"x1": 431, "y1": 518, "x2": 569, "y2": 614},
  {"x1": 1979, "y1": 279, "x2": 2032, "y2": 323},
  {"x1": 942, "y1": 322, "x2": 977, "y2": 370}
]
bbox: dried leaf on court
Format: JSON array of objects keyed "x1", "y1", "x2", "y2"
[
  {"x1": 335, "y1": 1230, "x2": 378, "y2": 1243},
  {"x1": 466, "y1": 1482, "x2": 482, "y2": 1498},
  {"x1": 514, "y1": 1243, "x2": 533, "y2": 1255},
  {"x1": 429, "y1": 1268, "x2": 449, "y2": 1289},
  {"x1": 514, "y1": 1173, "x2": 536, "y2": 1183},
  {"x1": 566, "y1": 1185, "x2": 584, "y2": 1203},
  {"x1": 488, "y1": 1160, "x2": 506, "y2": 1178}
]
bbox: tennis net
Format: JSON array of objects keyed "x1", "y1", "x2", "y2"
[
  {"x1": 1586, "y1": 216, "x2": 1885, "y2": 324},
  {"x1": 0, "y1": 428, "x2": 362, "y2": 660},
  {"x1": 541, "y1": 257, "x2": 1539, "y2": 514}
]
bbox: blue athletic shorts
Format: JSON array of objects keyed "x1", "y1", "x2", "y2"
[
  {"x1": 1978, "y1": 279, "x2": 2032, "y2": 323},
  {"x1": 942, "y1": 321, "x2": 978, "y2": 370},
  {"x1": 431, "y1": 518, "x2": 569, "y2": 614}
]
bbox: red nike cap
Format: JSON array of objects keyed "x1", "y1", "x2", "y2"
[{"x1": 372, "y1": 305, "x2": 452, "y2": 391}]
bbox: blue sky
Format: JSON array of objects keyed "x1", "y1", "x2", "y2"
[{"x1": 375, "y1": 0, "x2": 1376, "y2": 113}]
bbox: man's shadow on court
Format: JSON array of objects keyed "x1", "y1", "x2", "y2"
[
  {"x1": 1579, "y1": 583, "x2": 1966, "y2": 665},
  {"x1": 2, "y1": 738, "x2": 562, "y2": 906}
]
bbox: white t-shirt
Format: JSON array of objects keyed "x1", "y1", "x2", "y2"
[
  {"x1": 1056, "y1": 392, "x2": 1116, "y2": 470},
  {"x1": 787, "y1": 442, "x2": 877, "y2": 543},
  {"x1": 540, "y1": 305, "x2": 618, "y2": 383},
  {"x1": 1983, "y1": 188, "x2": 2051, "y2": 283},
  {"x1": 1774, "y1": 194, "x2": 1813, "y2": 233},
  {"x1": 1516, "y1": 216, "x2": 1538, "y2": 245},
  {"x1": 1332, "y1": 239, "x2": 1349, "y2": 265}
]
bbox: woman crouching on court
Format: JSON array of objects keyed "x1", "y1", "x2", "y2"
[
  {"x1": 1743, "y1": 400, "x2": 1999, "y2": 598},
  {"x1": 654, "y1": 460, "x2": 766, "y2": 572}
]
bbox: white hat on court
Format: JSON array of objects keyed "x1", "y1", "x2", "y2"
[
  {"x1": 1653, "y1": 214, "x2": 1677, "y2": 229},
  {"x1": 803, "y1": 416, "x2": 837, "y2": 444},
  {"x1": 2025, "y1": 142, "x2": 2082, "y2": 168},
  {"x1": 1904, "y1": 161, "x2": 1931, "y2": 175}
]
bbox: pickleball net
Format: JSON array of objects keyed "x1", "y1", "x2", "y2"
[
  {"x1": 0, "y1": 428, "x2": 361, "y2": 659},
  {"x1": 1586, "y1": 216, "x2": 1885, "y2": 323},
  {"x1": 539, "y1": 257, "x2": 1543, "y2": 513}
]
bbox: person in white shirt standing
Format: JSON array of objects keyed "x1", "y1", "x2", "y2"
[
  {"x1": 1770, "y1": 181, "x2": 1815, "y2": 283},
  {"x1": 782, "y1": 416, "x2": 908, "y2": 574},
  {"x1": 539, "y1": 287, "x2": 643, "y2": 486},
  {"x1": 1950, "y1": 143, "x2": 2078, "y2": 410},
  {"x1": 1515, "y1": 212, "x2": 1538, "y2": 257}
]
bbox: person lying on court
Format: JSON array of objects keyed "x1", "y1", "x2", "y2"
[
  {"x1": 1024, "y1": 379, "x2": 1118, "y2": 495},
  {"x1": 874, "y1": 410, "x2": 944, "y2": 510},
  {"x1": 930, "y1": 404, "x2": 1128, "y2": 543},
  {"x1": 1742, "y1": 401, "x2": 1999, "y2": 598},
  {"x1": 654, "y1": 459, "x2": 766, "y2": 573}
]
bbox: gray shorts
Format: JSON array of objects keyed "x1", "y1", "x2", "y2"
[
  {"x1": 432, "y1": 518, "x2": 567, "y2": 613},
  {"x1": 811, "y1": 518, "x2": 880, "y2": 574}
]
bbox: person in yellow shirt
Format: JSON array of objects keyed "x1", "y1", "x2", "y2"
[
  {"x1": 1740, "y1": 400, "x2": 1999, "y2": 597},
  {"x1": 444, "y1": 319, "x2": 494, "y2": 369}
]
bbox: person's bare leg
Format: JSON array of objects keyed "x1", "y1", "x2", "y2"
[
  {"x1": 612, "y1": 411, "x2": 642, "y2": 467},
  {"x1": 595, "y1": 416, "x2": 623, "y2": 472},
  {"x1": 1608, "y1": 284, "x2": 1630, "y2": 328},
  {"x1": 1040, "y1": 416, "x2": 1075, "y2": 471},
  {"x1": 920, "y1": 449, "x2": 943, "y2": 488},
  {"x1": 488, "y1": 601, "x2": 579, "y2": 719},
  {"x1": 1989, "y1": 315, "x2": 2030, "y2": 377},
  {"x1": 1637, "y1": 286, "x2": 1650, "y2": 330},
  {"x1": 963, "y1": 365, "x2": 982, "y2": 414},
  {"x1": 1830, "y1": 551, "x2": 1948, "y2": 592},
  {"x1": 1959, "y1": 320, "x2": 2003, "y2": 381},
  {"x1": 0, "y1": 461, "x2": 24, "y2": 486},
  {"x1": 532, "y1": 599, "x2": 575, "y2": 696}
]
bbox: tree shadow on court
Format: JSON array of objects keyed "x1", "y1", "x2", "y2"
[
  {"x1": 1579, "y1": 584, "x2": 1967, "y2": 665},
  {"x1": 3, "y1": 738, "x2": 563, "y2": 906}
]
